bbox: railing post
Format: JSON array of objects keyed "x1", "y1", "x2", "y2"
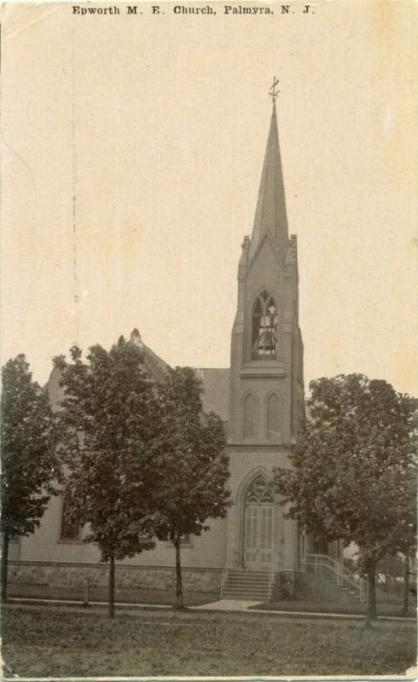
[
  {"x1": 220, "y1": 565, "x2": 228, "y2": 598},
  {"x1": 268, "y1": 569, "x2": 274, "y2": 601},
  {"x1": 361, "y1": 578, "x2": 367, "y2": 602},
  {"x1": 83, "y1": 577, "x2": 90, "y2": 608}
]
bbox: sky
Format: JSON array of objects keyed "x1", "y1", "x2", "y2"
[{"x1": 1, "y1": 0, "x2": 417, "y2": 396}]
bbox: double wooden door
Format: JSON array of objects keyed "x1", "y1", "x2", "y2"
[{"x1": 243, "y1": 475, "x2": 275, "y2": 568}]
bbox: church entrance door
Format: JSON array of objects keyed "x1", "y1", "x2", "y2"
[{"x1": 243, "y1": 475, "x2": 274, "y2": 569}]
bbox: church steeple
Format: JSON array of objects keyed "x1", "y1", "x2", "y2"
[
  {"x1": 249, "y1": 98, "x2": 289, "y2": 262},
  {"x1": 229, "y1": 82, "x2": 304, "y2": 447}
]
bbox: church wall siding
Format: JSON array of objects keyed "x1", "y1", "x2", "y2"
[{"x1": 18, "y1": 502, "x2": 227, "y2": 569}]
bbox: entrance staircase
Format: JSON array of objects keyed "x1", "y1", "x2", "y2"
[
  {"x1": 221, "y1": 569, "x2": 272, "y2": 601},
  {"x1": 220, "y1": 555, "x2": 367, "y2": 603}
]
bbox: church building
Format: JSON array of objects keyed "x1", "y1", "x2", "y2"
[{"x1": 9, "y1": 99, "x2": 312, "y2": 602}]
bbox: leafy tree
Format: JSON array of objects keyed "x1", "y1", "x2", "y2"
[
  {"x1": 377, "y1": 553, "x2": 404, "y2": 587},
  {"x1": 151, "y1": 367, "x2": 230, "y2": 608},
  {"x1": 391, "y1": 468, "x2": 417, "y2": 615},
  {"x1": 54, "y1": 333, "x2": 163, "y2": 617},
  {"x1": 273, "y1": 374, "x2": 416, "y2": 623},
  {"x1": 1, "y1": 355, "x2": 59, "y2": 601}
]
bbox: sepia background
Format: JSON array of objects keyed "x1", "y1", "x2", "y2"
[{"x1": 1, "y1": 0, "x2": 417, "y2": 396}]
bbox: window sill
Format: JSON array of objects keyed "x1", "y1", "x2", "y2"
[{"x1": 240, "y1": 365, "x2": 285, "y2": 378}]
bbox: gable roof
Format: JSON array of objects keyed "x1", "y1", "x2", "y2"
[
  {"x1": 194, "y1": 368, "x2": 230, "y2": 422},
  {"x1": 46, "y1": 337, "x2": 170, "y2": 412}
]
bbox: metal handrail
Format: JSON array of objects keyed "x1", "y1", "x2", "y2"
[
  {"x1": 220, "y1": 565, "x2": 229, "y2": 598},
  {"x1": 268, "y1": 568, "x2": 275, "y2": 600},
  {"x1": 302, "y1": 553, "x2": 367, "y2": 601}
]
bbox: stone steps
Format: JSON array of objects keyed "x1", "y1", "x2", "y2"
[{"x1": 221, "y1": 570, "x2": 270, "y2": 601}]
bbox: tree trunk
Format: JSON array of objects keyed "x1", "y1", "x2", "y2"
[
  {"x1": 108, "y1": 554, "x2": 115, "y2": 619},
  {"x1": 401, "y1": 554, "x2": 410, "y2": 616},
  {"x1": 366, "y1": 561, "x2": 377, "y2": 624},
  {"x1": 1, "y1": 533, "x2": 10, "y2": 603},
  {"x1": 174, "y1": 537, "x2": 184, "y2": 609}
]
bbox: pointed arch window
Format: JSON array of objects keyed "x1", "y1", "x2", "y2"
[
  {"x1": 267, "y1": 393, "x2": 281, "y2": 440},
  {"x1": 243, "y1": 393, "x2": 257, "y2": 439},
  {"x1": 245, "y1": 475, "x2": 273, "y2": 504},
  {"x1": 252, "y1": 290, "x2": 278, "y2": 359}
]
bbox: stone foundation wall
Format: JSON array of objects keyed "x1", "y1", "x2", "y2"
[
  {"x1": 270, "y1": 570, "x2": 297, "y2": 599},
  {"x1": 9, "y1": 561, "x2": 222, "y2": 594}
]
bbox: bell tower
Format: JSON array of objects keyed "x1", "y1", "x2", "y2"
[
  {"x1": 229, "y1": 94, "x2": 304, "y2": 448},
  {"x1": 225, "y1": 83, "x2": 304, "y2": 575}
]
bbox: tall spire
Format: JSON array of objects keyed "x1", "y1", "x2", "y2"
[{"x1": 249, "y1": 82, "x2": 289, "y2": 261}]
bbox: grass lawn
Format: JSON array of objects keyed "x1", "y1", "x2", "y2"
[
  {"x1": 251, "y1": 598, "x2": 416, "y2": 617},
  {"x1": 2, "y1": 605, "x2": 416, "y2": 677}
]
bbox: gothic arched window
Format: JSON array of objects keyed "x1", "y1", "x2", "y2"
[
  {"x1": 243, "y1": 393, "x2": 257, "y2": 439},
  {"x1": 267, "y1": 393, "x2": 281, "y2": 440},
  {"x1": 252, "y1": 291, "x2": 278, "y2": 359},
  {"x1": 245, "y1": 475, "x2": 273, "y2": 504}
]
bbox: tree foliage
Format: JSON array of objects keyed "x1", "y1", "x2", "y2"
[
  {"x1": 151, "y1": 367, "x2": 231, "y2": 607},
  {"x1": 54, "y1": 335, "x2": 163, "y2": 616},
  {"x1": 1, "y1": 354, "x2": 59, "y2": 599},
  {"x1": 273, "y1": 374, "x2": 416, "y2": 621}
]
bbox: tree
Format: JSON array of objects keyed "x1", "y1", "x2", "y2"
[
  {"x1": 54, "y1": 332, "x2": 163, "y2": 618},
  {"x1": 390, "y1": 468, "x2": 417, "y2": 615},
  {"x1": 1, "y1": 355, "x2": 58, "y2": 601},
  {"x1": 151, "y1": 367, "x2": 231, "y2": 608},
  {"x1": 273, "y1": 374, "x2": 416, "y2": 624}
]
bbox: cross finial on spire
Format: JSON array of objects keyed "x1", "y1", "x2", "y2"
[{"x1": 269, "y1": 76, "x2": 280, "y2": 104}]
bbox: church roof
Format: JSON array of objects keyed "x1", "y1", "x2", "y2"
[
  {"x1": 47, "y1": 345, "x2": 229, "y2": 423},
  {"x1": 46, "y1": 335, "x2": 170, "y2": 411},
  {"x1": 139, "y1": 341, "x2": 170, "y2": 383},
  {"x1": 249, "y1": 102, "x2": 289, "y2": 261},
  {"x1": 194, "y1": 368, "x2": 230, "y2": 422}
]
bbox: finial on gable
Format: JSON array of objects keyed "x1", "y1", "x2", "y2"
[
  {"x1": 269, "y1": 76, "x2": 280, "y2": 107},
  {"x1": 238, "y1": 235, "x2": 251, "y2": 274},
  {"x1": 129, "y1": 328, "x2": 143, "y2": 348}
]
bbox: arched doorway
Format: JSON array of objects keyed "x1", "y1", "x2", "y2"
[{"x1": 243, "y1": 475, "x2": 274, "y2": 569}]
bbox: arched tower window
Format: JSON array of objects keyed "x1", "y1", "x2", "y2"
[
  {"x1": 252, "y1": 290, "x2": 278, "y2": 359},
  {"x1": 243, "y1": 393, "x2": 257, "y2": 439},
  {"x1": 267, "y1": 393, "x2": 281, "y2": 440}
]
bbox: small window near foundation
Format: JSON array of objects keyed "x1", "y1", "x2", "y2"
[
  {"x1": 168, "y1": 534, "x2": 192, "y2": 548},
  {"x1": 180, "y1": 534, "x2": 191, "y2": 546}
]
